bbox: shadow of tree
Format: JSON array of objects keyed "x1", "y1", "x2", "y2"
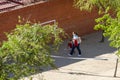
[
  {"x1": 49, "y1": 31, "x2": 117, "y2": 68},
  {"x1": 26, "y1": 31, "x2": 118, "y2": 79}
]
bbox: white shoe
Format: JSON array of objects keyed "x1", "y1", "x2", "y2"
[
  {"x1": 78, "y1": 54, "x2": 81, "y2": 57},
  {"x1": 68, "y1": 54, "x2": 72, "y2": 56}
]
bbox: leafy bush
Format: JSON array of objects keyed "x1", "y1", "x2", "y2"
[{"x1": 0, "y1": 21, "x2": 65, "y2": 80}]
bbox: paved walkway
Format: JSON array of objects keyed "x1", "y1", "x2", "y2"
[{"x1": 24, "y1": 31, "x2": 120, "y2": 80}]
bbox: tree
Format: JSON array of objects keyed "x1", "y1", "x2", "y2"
[
  {"x1": 95, "y1": 12, "x2": 120, "y2": 57},
  {"x1": 74, "y1": 0, "x2": 120, "y2": 42},
  {"x1": 0, "y1": 21, "x2": 65, "y2": 80},
  {"x1": 74, "y1": 0, "x2": 120, "y2": 56}
]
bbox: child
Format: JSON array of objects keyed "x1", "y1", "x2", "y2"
[
  {"x1": 64, "y1": 39, "x2": 75, "y2": 54},
  {"x1": 67, "y1": 39, "x2": 73, "y2": 49}
]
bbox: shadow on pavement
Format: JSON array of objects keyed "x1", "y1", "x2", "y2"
[
  {"x1": 57, "y1": 70, "x2": 120, "y2": 79},
  {"x1": 48, "y1": 31, "x2": 116, "y2": 69},
  {"x1": 37, "y1": 31, "x2": 117, "y2": 76}
]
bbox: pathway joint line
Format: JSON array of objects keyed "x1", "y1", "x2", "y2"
[{"x1": 50, "y1": 55, "x2": 108, "y2": 60}]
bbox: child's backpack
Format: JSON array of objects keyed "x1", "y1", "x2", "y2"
[{"x1": 74, "y1": 39, "x2": 78, "y2": 47}]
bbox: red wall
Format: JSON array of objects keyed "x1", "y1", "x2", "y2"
[{"x1": 0, "y1": 0, "x2": 99, "y2": 41}]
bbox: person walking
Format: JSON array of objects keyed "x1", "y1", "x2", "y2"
[
  {"x1": 65, "y1": 39, "x2": 76, "y2": 54},
  {"x1": 68, "y1": 32, "x2": 82, "y2": 56}
]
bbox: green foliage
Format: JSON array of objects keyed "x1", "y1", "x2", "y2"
[
  {"x1": 0, "y1": 21, "x2": 65, "y2": 80},
  {"x1": 74, "y1": 0, "x2": 97, "y2": 11},
  {"x1": 74, "y1": 0, "x2": 120, "y2": 57},
  {"x1": 94, "y1": 13, "x2": 112, "y2": 30},
  {"x1": 94, "y1": 12, "x2": 120, "y2": 57},
  {"x1": 74, "y1": 0, "x2": 120, "y2": 13}
]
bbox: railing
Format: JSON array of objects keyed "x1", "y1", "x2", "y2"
[
  {"x1": 7, "y1": 0, "x2": 24, "y2": 5},
  {"x1": 0, "y1": 0, "x2": 48, "y2": 12},
  {"x1": 0, "y1": 0, "x2": 20, "y2": 12},
  {"x1": 40, "y1": 20, "x2": 56, "y2": 26},
  {"x1": 0, "y1": 1, "x2": 10, "y2": 5}
]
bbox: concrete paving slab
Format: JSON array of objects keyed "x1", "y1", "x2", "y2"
[{"x1": 23, "y1": 31, "x2": 120, "y2": 80}]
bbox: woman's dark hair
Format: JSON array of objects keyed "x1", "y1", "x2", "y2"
[{"x1": 74, "y1": 32, "x2": 79, "y2": 36}]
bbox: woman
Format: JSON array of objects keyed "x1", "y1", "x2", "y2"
[{"x1": 68, "y1": 32, "x2": 82, "y2": 56}]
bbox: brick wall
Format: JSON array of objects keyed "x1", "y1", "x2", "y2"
[{"x1": 0, "y1": 0, "x2": 99, "y2": 41}]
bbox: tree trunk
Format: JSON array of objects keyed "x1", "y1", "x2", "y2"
[
  {"x1": 99, "y1": 30, "x2": 104, "y2": 43},
  {"x1": 114, "y1": 58, "x2": 119, "y2": 77}
]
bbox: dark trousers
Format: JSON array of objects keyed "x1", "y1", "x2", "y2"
[{"x1": 70, "y1": 44, "x2": 81, "y2": 55}]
